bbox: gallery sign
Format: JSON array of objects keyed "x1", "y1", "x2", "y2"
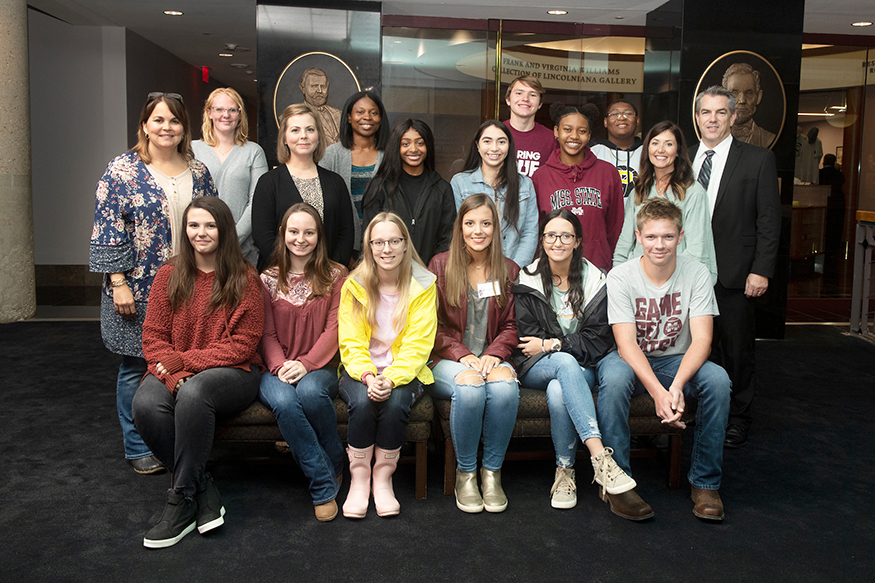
[{"x1": 456, "y1": 49, "x2": 644, "y2": 92}]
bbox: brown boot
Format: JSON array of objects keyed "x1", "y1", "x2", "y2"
[
  {"x1": 691, "y1": 486, "x2": 724, "y2": 521},
  {"x1": 602, "y1": 488, "x2": 655, "y2": 521}
]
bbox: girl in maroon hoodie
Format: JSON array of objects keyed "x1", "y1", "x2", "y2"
[{"x1": 531, "y1": 103, "x2": 624, "y2": 271}]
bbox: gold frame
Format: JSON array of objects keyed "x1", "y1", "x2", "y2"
[
  {"x1": 693, "y1": 50, "x2": 787, "y2": 149},
  {"x1": 273, "y1": 51, "x2": 361, "y2": 128}
]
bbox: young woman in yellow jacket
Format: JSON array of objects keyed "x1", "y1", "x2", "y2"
[{"x1": 338, "y1": 212, "x2": 437, "y2": 519}]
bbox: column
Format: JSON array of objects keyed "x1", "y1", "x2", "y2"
[{"x1": 0, "y1": 0, "x2": 35, "y2": 322}]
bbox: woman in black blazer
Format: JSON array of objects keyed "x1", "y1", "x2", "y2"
[{"x1": 252, "y1": 103, "x2": 354, "y2": 271}]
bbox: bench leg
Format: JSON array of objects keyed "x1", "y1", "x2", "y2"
[
  {"x1": 668, "y1": 434, "x2": 682, "y2": 489},
  {"x1": 444, "y1": 437, "x2": 455, "y2": 496},
  {"x1": 415, "y1": 441, "x2": 427, "y2": 499}
]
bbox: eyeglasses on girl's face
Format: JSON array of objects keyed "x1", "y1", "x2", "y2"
[
  {"x1": 542, "y1": 232, "x2": 577, "y2": 245},
  {"x1": 369, "y1": 237, "x2": 406, "y2": 250}
]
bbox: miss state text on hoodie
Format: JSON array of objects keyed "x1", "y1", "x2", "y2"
[{"x1": 531, "y1": 148, "x2": 624, "y2": 271}]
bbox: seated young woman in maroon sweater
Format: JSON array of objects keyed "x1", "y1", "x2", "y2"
[
  {"x1": 133, "y1": 197, "x2": 264, "y2": 549},
  {"x1": 257, "y1": 202, "x2": 348, "y2": 522}
]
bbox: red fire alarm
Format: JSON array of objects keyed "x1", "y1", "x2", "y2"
[{"x1": 202, "y1": 67, "x2": 209, "y2": 83}]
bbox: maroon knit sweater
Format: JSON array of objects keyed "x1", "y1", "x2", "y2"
[{"x1": 143, "y1": 264, "x2": 265, "y2": 392}]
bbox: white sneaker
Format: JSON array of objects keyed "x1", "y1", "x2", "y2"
[
  {"x1": 550, "y1": 467, "x2": 577, "y2": 509},
  {"x1": 591, "y1": 447, "x2": 636, "y2": 496}
]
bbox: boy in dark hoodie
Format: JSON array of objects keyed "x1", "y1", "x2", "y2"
[
  {"x1": 590, "y1": 99, "x2": 642, "y2": 199},
  {"x1": 532, "y1": 103, "x2": 624, "y2": 271}
]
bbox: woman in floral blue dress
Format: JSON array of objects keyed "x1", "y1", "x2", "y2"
[{"x1": 89, "y1": 92, "x2": 217, "y2": 475}]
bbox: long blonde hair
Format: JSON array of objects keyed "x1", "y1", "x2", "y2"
[
  {"x1": 348, "y1": 212, "x2": 424, "y2": 332},
  {"x1": 445, "y1": 194, "x2": 509, "y2": 308},
  {"x1": 201, "y1": 87, "x2": 248, "y2": 146}
]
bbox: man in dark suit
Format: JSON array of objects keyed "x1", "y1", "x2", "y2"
[{"x1": 691, "y1": 86, "x2": 781, "y2": 448}]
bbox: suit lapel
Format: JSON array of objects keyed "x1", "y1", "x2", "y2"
[{"x1": 714, "y1": 140, "x2": 743, "y2": 213}]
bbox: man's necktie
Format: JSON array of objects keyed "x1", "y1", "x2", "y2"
[{"x1": 698, "y1": 149, "x2": 715, "y2": 189}]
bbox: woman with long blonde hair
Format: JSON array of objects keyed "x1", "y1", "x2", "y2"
[
  {"x1": 192, "y1": 87, "x2": 268, "y2": 265},
  {"x1": 337, "y1": 212, "x2": 437, "y2": 519},
  {"x1": 428, "y1": 194, "x2": 520, "y2": 513}
]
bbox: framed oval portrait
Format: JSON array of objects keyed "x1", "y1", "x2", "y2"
[
  {"x1": 273, "y1": 52, "x2": 361, "y2": 145},
  {"x1": 692, "y1": 50, "x2": 786, "y2": 150}
]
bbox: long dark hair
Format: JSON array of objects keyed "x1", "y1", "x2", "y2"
[
  {"x1": 265, "y1": 203, "x2": 342, "y2": 298},
  {"x1": 167, "y1": 197, "x2": 252, "y2": 313},
  {"x1": 524, "y1": 208, "x2": 586, "y2": 318},
  {"x1": 460, "y1": 120, "x2": 521, "y2": 235},
  {"x1": 635, "y1": 120, "x2": 694, "y2": 205},
  {"x1": 338, "y1": 90, "x2": 389, "y2": 150},
  {"x1": 362, "y1": 119, "x2": 436, "y2": 213}
]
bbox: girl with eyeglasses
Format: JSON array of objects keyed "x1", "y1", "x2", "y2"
[
  {"x1": 513, "y1": 208, "x2": 634, "y2": 512},
  {"x1": 192, "y1": 88, "x2": 268, "y2": 266},
  {"x1": 361, "y1": 119, "x2": 456, "y2": 265},
  {"x1": 531, "y1": 103, "x2": 624, "y2": 271},
  {"x1": 89, "y1": 92, "x2": 218, "y2": 476},
  {"x1": 133, "y1": 197, "x2": 264, "y2": 548},
  {"x1": 319, "y1": 90, "x2": 389, "y2": 262},
  {"x1": 612, "y1": 120, "x2": 717, "y2": 283},
  {"x1": 428, "y1": 194, "x2": 520, "y2": 513},
  {"x1": 252, "y1": 103, "x2": 354, "y2": 272},
  {"x1": 451, "y1": 120, "x2": 539, "y2": 268},
  {"x1": 257, "y1": 203, "x2": 348, "y2": 523},
  {"x1": 337, "y1": 212, "x2": 437, "y2": 518}
]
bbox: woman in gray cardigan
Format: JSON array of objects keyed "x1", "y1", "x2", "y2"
[
  {"x1": 192, "y1": 88, "x2": 268, "y2": 266},
  {"x1": 319, "y1": 90, "x2": 389, "y2": 259}
]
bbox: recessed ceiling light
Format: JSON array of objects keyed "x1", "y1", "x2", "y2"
[
  {"x1": 547, "y1": 10, "x2": 568, "y2": 16},
  {"x1": 615, "y1": 16, "x2": 624, "y2": 20},
  {"x1": 230, "y1": 63, "x2": 248, "y2": 69},
  {"x1": 163, "y1": 11, "x2": 183, "y2": 16},
  {"x1": 219, "y1": 53, "x2": 233, "y2": 57},
  {"x1": 852, "y1": 21, "x2": 872, "y2": 27}
]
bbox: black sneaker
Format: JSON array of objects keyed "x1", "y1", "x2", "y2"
[
  {"x1": 195, "y1": 475, "x2": 225, "y2": 534},
  {"x1": 143, "y1": 491, "x2": 197, "y2": 549}
]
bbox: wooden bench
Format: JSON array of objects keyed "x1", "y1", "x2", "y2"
[{"x1": 214, "y1": 394, "x2": 434, "y2": 499}]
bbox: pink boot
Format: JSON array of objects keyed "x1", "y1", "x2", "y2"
[
  {"x1": 372, "y1": 447, "x2": 401, "y2": 517},
  {"x1": 342, "y1": 445, "x2": 373, "y2": 519}
]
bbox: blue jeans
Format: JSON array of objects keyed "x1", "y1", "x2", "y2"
[
  {"x1": 117, "y1": 356, "x2": 152, "y2": 459},
  {"x1": 596, "y1": 350, "x2": 731, "y2": 490},
  {"x1": 430, "y1": 359, "x2": 520, "y2": 473},
  {"x1": 259, "y1": 368, "x2": 344, "y2": 505},
  {"x1": 132, "y1": 365, "x2": 260, "y2": 497},
  {"x1": 519, "y1": 353, "x2": 601, "y2": 468},
  {"x1": 338, "y1": 371, "x2": 422, "y2": 450}
]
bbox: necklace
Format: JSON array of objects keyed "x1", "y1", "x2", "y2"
[
  {"x1": 552, "y1": 274, "x2": 567, "y2": 287},
  {"x1": 655, "y1": 175, "x2": 671, "y2": 195},
  {"x1": 474, "y1": 262, "x2": 486, "y2": 270},
  {"x1": 215, "y1": 144, "x2": 234, "y2": 158}
]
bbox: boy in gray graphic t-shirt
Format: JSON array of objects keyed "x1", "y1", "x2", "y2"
[{"x1": 595, "y1": 198, "x2": 730, "y2": 523}]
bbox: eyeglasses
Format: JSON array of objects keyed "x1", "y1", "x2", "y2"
[
  {"x1": 211, "y1": 107, "x2": 240, "y2": 116},
  {"x1": 606, "y1": 110, "x2": 635, "y2": 119},
  {"x1": 543, "y1": 233, "x2": 577, "y2": 244},
  {"x1": 369, "y1": 237, "x2": 406, "y2": 250},
  {"x1": 147, "y1": 92, "x2": 184, "y2": 103}
]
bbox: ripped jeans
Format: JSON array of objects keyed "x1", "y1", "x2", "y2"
[
  {"x1": 520, "y1": 353, "x2": 600, "y2": 468},
  {"x1": 430, "y1": 359, "x2": 520, "y2": 473}
]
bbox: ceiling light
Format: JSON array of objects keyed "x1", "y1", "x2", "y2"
[
  {"x1": 230, "y1": 63, "x2": 248, "y2": 69},
  {"x1": 547, "y1": 10, "x2": 568, "y2": 16},
  {"x1": 219, "y1": 53, "x2": 233, "y2": 57},
  {"x1": 851, "y1": 21, "x2": 872, "y2": 27},
  {"x1": 163, "y1": 10, "x2": 183, "y2": 16},
  {"x1": 615, "y1": 16, "x2": 624, "y2": 20},
  {"x1": 798, "y1": 112, "x2": 834, "y2": 117}
]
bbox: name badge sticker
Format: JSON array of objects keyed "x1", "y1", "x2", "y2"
[{"x1": 477, "y1": 281, "x2": 500, "y2": 298}]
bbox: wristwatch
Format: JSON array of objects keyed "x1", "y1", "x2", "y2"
[{"x1": 551, "y1": 339, "x2": 561, "y2": 352}]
